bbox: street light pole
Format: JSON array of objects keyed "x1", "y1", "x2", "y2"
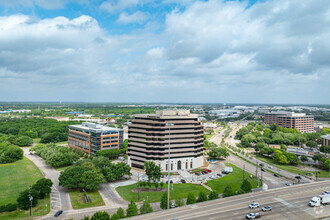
[
  {"x1": 29, "y1": 185, "x2": 33, "y2": 217},
  {"x1": 166, "y1": 122, "x2": 174, "y2": 209}
]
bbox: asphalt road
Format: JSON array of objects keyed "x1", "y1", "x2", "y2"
[{"x1": 131, "y1": 180, "x2": 330, "y2": 220}]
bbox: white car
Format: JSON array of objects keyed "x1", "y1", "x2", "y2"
[
  {"x1": 249, "y1": 202, "x2": 260, "y2": 209},
  {"x1": 246, "y1": 213, "x2": 261, "y2": 219},
  {"x1": 268, "y1": 165, "x2": 273, "y2": 169},
  {"x1": 322, "y1": 191, "x2": 330, "y2": 195},
  {"x1": 285, "y1": 182, "x2": 292, "y2": 186}
]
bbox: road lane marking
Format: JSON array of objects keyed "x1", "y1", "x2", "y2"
[{"x1": 274, "y1": 198, "x2": 294, "y2": 207}]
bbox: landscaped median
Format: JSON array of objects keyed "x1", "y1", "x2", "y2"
[
  {"x1": 69, "y1": 190, "x2": 105, "y2": 209},
  {"x1": 116, "y1": 183, "x2": 210, "y2": 202}
]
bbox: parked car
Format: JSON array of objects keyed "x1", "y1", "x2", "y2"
[
  {"x1": 268, "y1": 165, "x2": 273, "y2": 169},
  {"x1": 246, "y1": 213, "x2": 261, "y2": 219},
  {"x1": 166, "y1": 180, "x2": 173, "y2": 184},
  {"x1": 171, "y1": 201, "x2": 176, "y2": 208},
  {"x1": 202, "y1": 171, "x2": 208, "y2": 175},
  {"x1": 181, "y1": 179, "x2": 186, "y2": 183},
  {"x1": 249, "y1": 202, "x2": 260, "y2": 209},
  {"x1": 216, "y1": 173, "x2": 222, "y2": 177},
  {"x1": 274, "y1": 173, "x2": 279, "y2": 177},
  {"x1": 285, "y1": 182, "x2": 292, "y2": 186},
  {"x1": 322, "y1": 191, "x2": 330, "y2": 195},
  {"x1": 195, "y1": 172, "x2": 201, "y2": 176},
  {"x1": 204, "y1": 169, "x2": 212, "y2": 173},
  {"x1": 262, "y1": 205, "x2": 272, "y2": 212},
  {"x1": 54, "y1": 210, "x2": 63, "y2": 217},
  {"x1": 209, "y1": 175, "x2": 216, "y2": 179},
  {"x1": 261, "y1": 168, "x2": 266, "y2": 172}
]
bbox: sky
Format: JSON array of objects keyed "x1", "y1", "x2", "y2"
[{"x1": 0, "y1": 0, "x2": 329, "y2": 104}]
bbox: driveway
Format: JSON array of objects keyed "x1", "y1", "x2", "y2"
[{"x1": 22, "y1": 148, "x2": 72, "y2": 213}]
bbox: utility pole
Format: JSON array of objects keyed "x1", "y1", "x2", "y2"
[
  {"x1": 29, "y1": 185, "x2": 33, "y2": 217},
  {"x1": 137, "y1": 173, "x2": 140, "y2": 201},
  {"x1": 255, "y1": 159, "x2": 258, "y2": 181},
  {"x1": 166, "y1": 122, "x2": 174, "y2": 209},
  {"x1": 243, "y1": 165, "x2": 245, "y2": 183}
]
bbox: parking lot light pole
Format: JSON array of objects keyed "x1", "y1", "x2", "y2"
[{"x1": 166, "y1": 122, "x2": 174, "y2": 209}]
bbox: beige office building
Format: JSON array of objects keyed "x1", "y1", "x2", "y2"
[
  {"x1": 321, "y1": 134, "x2": 330, "y2": 147},
  {"x1": 128, "y1": 110, "x2": 204, "y2": 172}
]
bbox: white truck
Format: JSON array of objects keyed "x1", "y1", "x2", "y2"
[
  {"x1": 222, "y1": 167, "x2": 233, "y2": 174},
  {"x1": 309, "y1": 194, "x2": 330, "y2": 207}
]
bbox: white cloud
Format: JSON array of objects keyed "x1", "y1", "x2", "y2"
[
  {"x1": 0, "y1": 0, "x2": 88, "y2": 10},
  {"x1": 99, "y1": 0, "x2": 139, "y2": 14},
  {"x1": 117, "y1": 11, "x2": 147, "y2": 24},
  {"x1": 0, "y1": 0, "x2": 330, "y2": 104}
]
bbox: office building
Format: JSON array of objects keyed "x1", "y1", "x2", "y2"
[
  {"x1": 128, "y1": 110, "x2": 204, "y2": 172},
  {"x1": 264, "y1": 112, "x2": 314, "y2": 133},
  {"x1": 321, "y1": 134, "x2": 330, "y2": 147},
  {"x1": 68, "y1": 122, "x2": 123, "y2": 155},
  {"x1": 264, "y1": 112, "x2": 288, "y2": 125}
]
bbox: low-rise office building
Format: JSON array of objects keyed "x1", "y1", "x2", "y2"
[
  {"x1": 321, "y1": 134, "x2": 330, "y2": 147},
  {"x1": 264, "y1": 111, "x2": 288, "y2": 125},
  {"x1": 128, "y1": 110, "x2": 204, "y2": 172},
  {"x1": 68, "y1": 122, "x2": 123, "y2": 155}
]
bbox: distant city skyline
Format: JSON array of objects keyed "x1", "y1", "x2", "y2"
[{"x1": 0, "y1": 0, "x2": 329, "y2": 104}]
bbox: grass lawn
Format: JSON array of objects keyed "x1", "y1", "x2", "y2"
[
  {"x1": 116, "y1": 183, "x2": 210, "y2": 203},
  {"x1": 69, "y1": 190, "x2": 105, "y2": 209},
  {"x1": 207, "y1": 163, "x2": 259, "y2": 194},
  {"x1": 55, "y1": 165, "x2": 72, "y2": 172},
  {"x1": 0, "y1": 194, "x2": 50, "y2": 220},
  {"x1": 33, "y1": 138, "x2": 41, "y2": 144},
  {"x1": 0, "y1": 157, "x2": 44, "y2": 206},
  {"x1": 56, "y1": 141, "x2": 68, "y2": 145}
]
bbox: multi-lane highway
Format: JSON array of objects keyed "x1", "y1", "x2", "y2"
[{"x1": 132, "y1": 181, "x2": 330, "y2": 220}]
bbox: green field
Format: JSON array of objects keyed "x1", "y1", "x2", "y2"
[
  {"x1": 69, "y1": 190, "x2": 105, "y2": 209},
  {"x1": 207, "y1": 163, "x2": 259, "y2": 194},
  {"x1": 116, "y1": 183, "x2": 210, "y2": 203},
  {"x1": 0, "y1": 157, "x2": 44, "y2": 206},
  {"x1": 0, "y1": 195, "x2": 50, "y2": 220},
  {"x1": 254, "y1": 154, "x2": 330, "y2": 178}
]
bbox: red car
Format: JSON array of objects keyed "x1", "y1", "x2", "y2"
[{"x1": 204, "y1": 169, "x2": 212, "y2": 173}]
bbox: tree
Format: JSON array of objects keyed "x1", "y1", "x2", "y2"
[
  {"x1": 160, "y1": 192, "x2": 168, "y2": 209},
  {"x1": 285, "y1": 152, "x2": 299, "y2": 166},
  {"x1": 126, "y1": 200, "x2": 138, "y2": 217},
  {"x1": 306, "y1": 141, "x2": 318, "y2": 148},
  {"x1": 300, "y1": 155, "x2": 308, "y2": 164},
  {"x1": 223, "y1": 185, "x2": 234, "y2": 198},
  {"x1": 175, "y1": 198, "x2": 185, "y2": 207},
  {"x1": 91, "y1": 211, "x2": 110, "y2": 220},
  {"x1": 155, "y1": 182, "x2": 159, "y2": 190},
  {"x1": 198, "y1": 191, "x2": 207, "y2": 202},
  {"x1": 79, "y1": 168, "x2": 106, "y2": 190},
  {"x1": 17, "y1": 189, "x2": 39, "y2": 210},
  {"x1": 0, "y1": 144, "x2": 24, "y2": 163},
  {"x1": 14, "y1": 136, "x2": 33, "y2": 146},
  {"x1": 320, "y1": 146, "x2": 330, "y2": 154},
  {"x1": 116, "y1": 207, "x2": 125, "y2": 219},
  {"x1": 59, "y1": 166, "x2": 85, "y2": 189},
  {"x1": 160, "y1": 182, "x2": 164, "y2": 189},
  {"x1": 110, "y1": 213, "x2": 120, "y2": 220},
  {"x1": 140, "y1": 201, "x2": 153, "y2": 214},
  {"x1": 144, "y1": 161, "x2": 161, "y2": 181},
  {"x1": 240, "y1": 179, "x2": 252, "y2": 193},
  {"x1": 208, "y1": 147, "x2": 229, "y2": 159},
  {"x1": 32, "y1": 178, "x2": 53, "y2": 199},
  {"x1": 186, "y1": 192, "x2": 196, "y2": 205},
  {"x1": 208, "y1": 191, "x2": 218, "y2": 200}
]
